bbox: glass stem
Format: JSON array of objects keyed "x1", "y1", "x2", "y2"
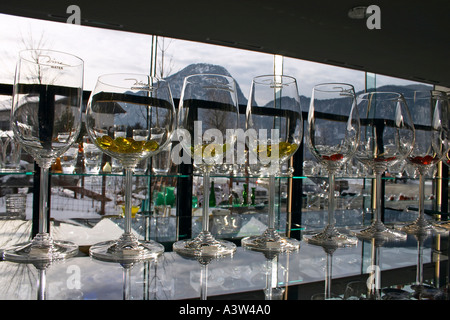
[
  {"x1": 417, "y1": 240, "x2": 424, "y2": 285},
  {"x1": 123, "y1": 267, "x2": 131, "y2": 300},
  {"x1": 124, "y1": 168, "x2": 133, "y2": 234},
  {"x1": 202, "y1": 167, "x2": 211, "y2": 233},
  {"x1": 375, "y1": 172, "x2": 383, "y2": 223},
  {"x1": 370, "y1": 240, "x2": 381, "y2": 297},
  {"x1": 418, "y1": 172, "x2": 425, "y2": 221},
  {"x1": 265, "y1": 258, "x2": 273, "y2": 300},
  {"x1": 325, "y1": 253, "x2": 332, "y2": 299},
  {"x1": 200, "y1": 264, "x2": 208, "y2": 300},
  {"x1": 39, "y1": 166, "x2": 49, "y2": 234},
  {"x1": 37, "y1": 269, "x2": 46, "y2": 300},
  {"x1": 268, "y1": 175, "x2": 276, "y2": 229},
  {"x1": 328, "y1": 171, "x2": 336, "y2": 227}
]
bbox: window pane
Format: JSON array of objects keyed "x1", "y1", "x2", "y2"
[
  {"x1": 158, "y1": 37, "x2": 277, "y2": 237},
  {"x1": 0, "y1": 13, "x2": 152, "y2": 90},
  {"x1": 372, "y1": 74, "x2": 433, "y2": 92},
  {"x1": 0, "y1": 13, "x2": 159, "y2": 246},
  {"x1": 155, "y1": 37, "x2": 275, "y2": 103},
  {"x1": 283, "y1": 57, "x2": 366, "y2": 99},
  {"x1": 283, "y1": 57, "x2": 367, "y2": 223}
]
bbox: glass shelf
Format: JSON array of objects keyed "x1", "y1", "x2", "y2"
[
  {"x1": 1, "y1": 170, "x2": 448, "y2": 181},
  {"x1": 0, "y1": 230, "x2": 447, "y2": 301},
  {"x1": 0, "y1": 171, "x2": 34, "y2": 176},
  {"x1": 49, "y1": 171, "x2": 190, "y2": 178}
]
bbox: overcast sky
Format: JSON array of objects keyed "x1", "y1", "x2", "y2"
[{"x1": 0, "y1": 12, "x2": 421, "y2": 103}]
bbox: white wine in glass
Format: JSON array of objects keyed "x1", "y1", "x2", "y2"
[
  {"x1": 86, "y1": 73, "x2": 176, "y2": 262},
  {"x1": 241, "y1": 75, "x2": 303, "y2": 253},
  {"x1": 173, "y1": 74, "x2": 239, "y2": 258}
]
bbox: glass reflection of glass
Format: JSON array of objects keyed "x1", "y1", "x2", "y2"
[
  {"x1": 133, "y1": 129, "x2": 150, "y2": 174},
  {"x1": 0, "y1": 130, "x2": 22, "y2": 172},
  {"x1": 83, "y1": 141, "x2": 103, "y2": 174},
  {"x1": 86, "y1": 73, "x2": 176, "y2": 262},
  {"x1": 111, "y1": 130, "x2": 126, "y2": 173},
  {"x1": 152, "y1": 142, "x2": 172, "y2": 175},
  {"x1": 263, "y1": 253, "x2": 285, "y2": 300},
  {"x1": 310, "y1": 246, "x2": 342, "y2": 300},
  {"x1": 60, "y1": 146, "x2": 78, "y2": 174}
]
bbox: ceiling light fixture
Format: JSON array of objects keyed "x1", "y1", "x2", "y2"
[{"x1": 348, "y1": 6, "x2": 368, "y2": 19}]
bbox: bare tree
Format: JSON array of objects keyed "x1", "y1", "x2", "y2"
[
  {"x1": 156, "y1": 37, "x2": 175, "y2": 79},
  {"x1": 0, "y1": 29, "x2": 52, "y2": 85}
]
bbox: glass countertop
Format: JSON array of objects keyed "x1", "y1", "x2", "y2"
[{"x1": 0, "y1": 230, "x2": 447, "y2": 301}]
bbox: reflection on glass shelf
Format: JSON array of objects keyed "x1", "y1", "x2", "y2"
[
  {"x1": 0, "y1": 171, "x2": 33, "y2": 175},
  {"x1": 48, "y1": 171, "x2": 189, "y2": 178},
  {"x1": 0, "y1": 233, "x2": 446, "y2": 300},
  {"x1": 1, "y1": 194, "x2": 436, "y2": 251},
  {"x1": 1, "y1": 170, "x2": 447, "y2": 181}
]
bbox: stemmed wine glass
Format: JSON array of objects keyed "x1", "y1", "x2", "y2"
[
  {"x1": 353, "y1": 92, "x2": 414, "y2": 241},
  {"x1": 304, "y1": 83, "x2": 359, "y2": 248},
  {"x1": 241, "y1": 75, "x2": 303, "y2": 252},
  {"x1": 440, "y1": 93, "x2": 450, "y2": 230},
  {"x1": 5, "y1": 49, "x2": 83, "y2": 262},
  {"x1": 402, "y1": 90, "x2": 448, "y2": 235},
  {"x1": 86, "y1": 73, "x2": 176, "y2": 262},
  {"x1": 173, "y1": 74, "x2": 239, "y2": 257}
]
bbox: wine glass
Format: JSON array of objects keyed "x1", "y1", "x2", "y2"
[
  {"x1": 173, "y1": 74, "x2": 239, "y2": 258},
  {"x1": 241, "y1": 75, "x2": 303, "y2": 253},
  {"x1": 304, "y1": 83, "x2": 359, "y2": 248},
  {"x1": 402, "y1": 90, "x2": 448, "y2": 235},
  {"x1": 86, "y1": 73, "x2": 176, "y2": 262},
  {"x1": 353, "y1": 92, "x2": 414, "y2": 241},
  {"x1": 440, "y1": 93, "x2": 450, "y2": 230},
  {"x1": 5, "y1": 49, "x2": 83, "y2": 262}
]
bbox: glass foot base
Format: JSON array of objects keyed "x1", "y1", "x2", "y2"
[
  {"x1": 436, "y1": 221, "x2": 450, "y2": 230},
  {"x1": 304, "y1": 225, "x2": 358, "y2": 249},
  {"x1": 241, "y1": 228, "x2": 300, "y2": 253},
  {"x1": 401, "y1": 217, "x2": 447, "y2": 236},
  {"x1": 354, "y1": 221, "x2": 407, "y2": 242},
  {"x1": 89, "y1": 233, "x2": 164, "y2": 263},
  {"x1": 173, "y1": 231, "x2": 236, "y2": 258},
  {"x1": 3, "y1": 233, "x2": 78, "y2": 263}
]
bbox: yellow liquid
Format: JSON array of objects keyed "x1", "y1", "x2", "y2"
[
  {"x1": 257, "y1": 142, "x2": 298, "y2": 159},
  {"x1": 121, "y1": 205, "x2": 140, "y2": 218},
  {"x1": 96, "y1": 135, "x2": 159, "y2": 154},
  {"x1": 191, "y1": 143, "x2": 228, "y2": 160}
]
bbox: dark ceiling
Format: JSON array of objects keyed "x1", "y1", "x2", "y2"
[{"x1": 1, "y1": 0, "x2": 449, "y2": 87}]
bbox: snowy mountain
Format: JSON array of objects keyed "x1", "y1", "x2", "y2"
[{"x1": 164, "y1": 63, "x2": 248, "y2": 106}]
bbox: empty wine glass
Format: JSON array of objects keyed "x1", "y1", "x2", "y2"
[
  {"x1": 304, "y1": 83, "x2": 359, "y2": 248},
  {"x1": 353, "y1": 92, "x2": 414, "y2": 241},
  {"x1": 440, "y1": 93, "x2": 450, "y2": 230},
  {"x1": 86, "y1": 73, "x2": 176, "y2": 262},
  {"x1": 173, "y1": 74, "x2": 239, "y2": 258},
  {"x1": 5, "y1": 49, "x2": 83, "y2": 262},
  {"x1": 241, "y1": 75, "x2": 303, "y2": 253},
  {"x1": 402, "y1": 90, "x2": 448, "y2": 235}
]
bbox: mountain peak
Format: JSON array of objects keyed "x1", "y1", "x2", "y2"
[{"x1": 165, "y1": 63, "x2": 247, "y2": 105}]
